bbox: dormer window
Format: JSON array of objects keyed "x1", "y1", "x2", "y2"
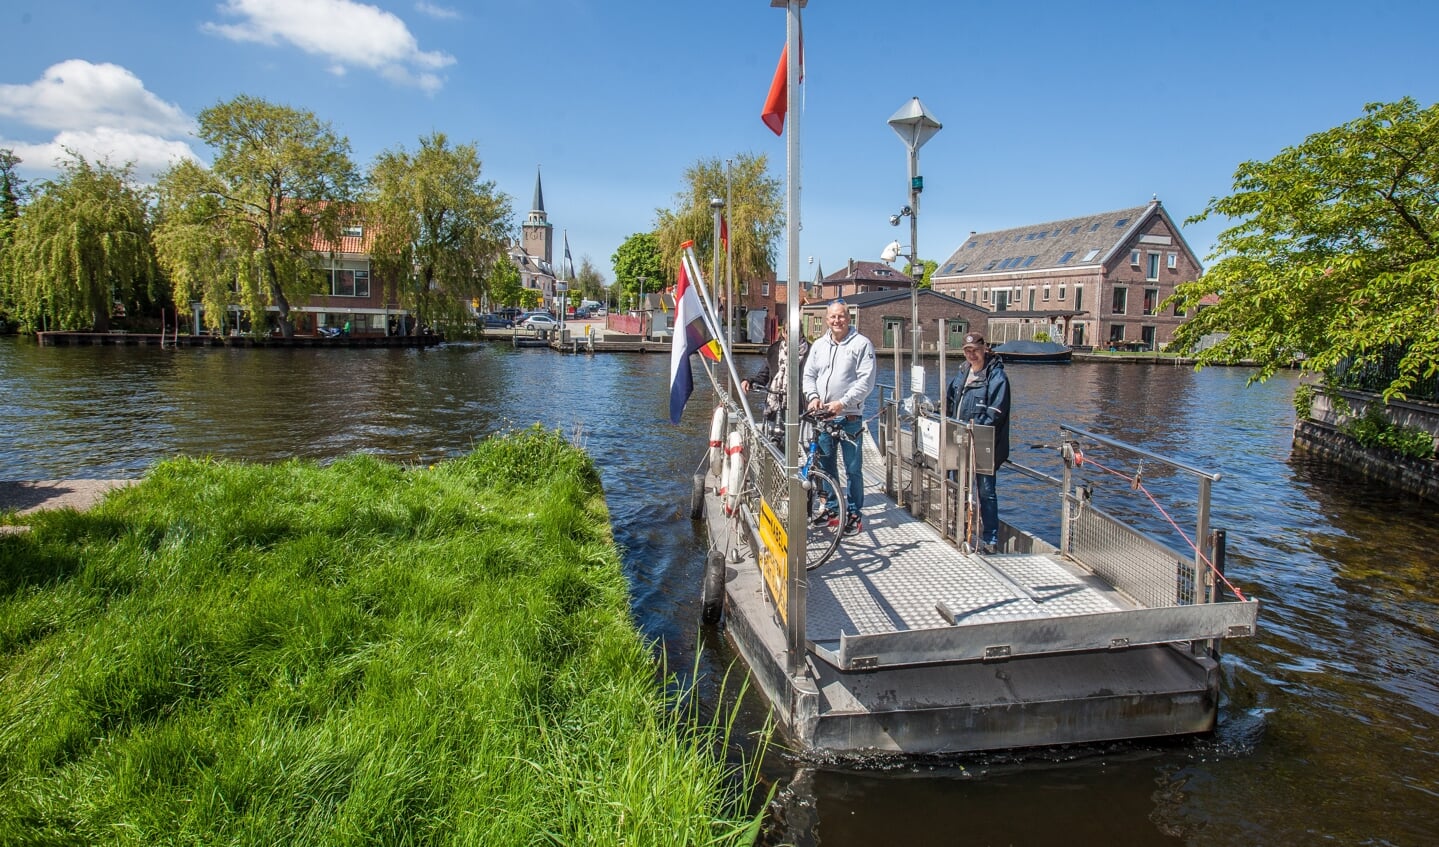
[{"x1": 341, "y1": 224, "x2": 364, "y2": 238}]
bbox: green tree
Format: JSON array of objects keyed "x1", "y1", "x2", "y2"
[
  {"x1": 903, "y1": 258, "x2": 938, "y2": 289},
  {"x1": 154, "y1": 95, "x2": 360, "y2": 337},
  {"x1": 367, "y1": 132, "x2": 513, "y2": 333},
  {"x1": 489, "y1": 256, "x2": 523, "y2": 310},
  {"x1": 654, "y1": 153, "x2": 783, "y2": 287},
  {"x1": 575, "y1": 255, "x2": 606, "y2": 301},
  {"x1": 1168, "y1": 98, "x2": 1439, "y2": 398},
  {"x1": 0, "y1": 149, "x2": 25, "y2": 328},
  {"x1": 611, "y1": 232, "x2": 664, "y2": 309},
  {"x1": 4, "y1": 154, "x2": 154, "y2": 332}
]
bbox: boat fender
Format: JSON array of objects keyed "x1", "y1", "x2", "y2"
[
  {"x1": 708, "y1": 406, "x2": 728, "y2": 477},
  {"x1": 721, "y1": 431, "x2": 745, "y2": 515}
]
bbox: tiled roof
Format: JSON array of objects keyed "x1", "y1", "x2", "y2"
[
  {"x1": 803, "y1": 287, "x2": 988, "y2": 315},
  {"x1": 933, "y1": 202, "x2": 1159, "y2": 281},
  {"x1": 822, "y1": 260, "x2": 914, "y2": 286}
]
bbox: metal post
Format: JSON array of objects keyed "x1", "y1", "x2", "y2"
[
  {"x1": 711, "y1": 197, "x2": 727, "y2": 392},
  {"x1": 780, "y1": 0, "x2": 806, "y2": 678},
  {"x1": 1196, "y1": 476, "x2": 1212, "y2": 604}
]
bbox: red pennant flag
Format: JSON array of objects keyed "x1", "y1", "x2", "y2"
[
  {"x1": 720, "y1": 215, "x2": 729, "y2": 251},
  {"x1": 761, "y1": 45, "x2": 788, "y2": 136}
]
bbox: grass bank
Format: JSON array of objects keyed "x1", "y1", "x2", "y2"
[{"x1": 0, "y1": 427, "x2": 763, "y2": 845}]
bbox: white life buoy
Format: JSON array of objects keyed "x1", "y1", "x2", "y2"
[
  {"x1": 708, "y1": 406, "x2": 728, "y2": 477},
  {"x1": 722, "y1": 430, "x2": 746, "y2": 515}
]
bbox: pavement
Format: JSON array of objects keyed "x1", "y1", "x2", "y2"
[{"x1": 0, "y1": 479, "x2": 135, "y2": 518}]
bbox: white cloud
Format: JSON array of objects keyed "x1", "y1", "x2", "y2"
[
  {"x1": 0, "y1": 60, "x2": 200, "y2": 182},
  {"x1": 0, "y1": 60, "x2": 194, "y2": 136},
  {"x1": 5, "y1": 128, "x2": 200, "y2": 182},
  {"x1": 204, "y1": 0, "x2": 455, "y2": 93},
  {"x1": 415, "y1": 2, "x2": 460, "y2": 20}
]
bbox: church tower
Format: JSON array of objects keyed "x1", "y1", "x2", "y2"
[{"x1": 521, "y1": 167, "x2": 553, "y2": 266}]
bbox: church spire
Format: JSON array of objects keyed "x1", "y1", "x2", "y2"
[{"x1": 531, "y1": 166, "x2": 545, "y2": 215}]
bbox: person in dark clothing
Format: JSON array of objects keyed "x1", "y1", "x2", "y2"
[
  {"x1": 741, "y1": 323, "x2": 810, "y2": 424},
  {"x1": 945, "y1": 331, "x2": 1011, "y2": 553}
]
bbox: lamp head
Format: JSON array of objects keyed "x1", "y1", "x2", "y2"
[
  {"x1": 881, "y1": 241, "x2": 903, "y2": 264},
  {"x1": 889, "y1": 214, "x2": 901, "y2": 227}
]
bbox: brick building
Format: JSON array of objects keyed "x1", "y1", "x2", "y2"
[{"x1": 930, "y1": 199, "x2": 1203, "y2": 350}]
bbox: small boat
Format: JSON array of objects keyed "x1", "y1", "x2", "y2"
[{"x1": 992, "y1": 339, "x2": 1072, "y2": 363}]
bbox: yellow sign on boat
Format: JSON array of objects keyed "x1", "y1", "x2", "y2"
[{"x1": 757, "y1": 497, "x2": 788, "y2": 621}]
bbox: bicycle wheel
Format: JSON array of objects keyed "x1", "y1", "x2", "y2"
[{"x1": 804, "y1": 469, "x2": 845, "y2": 570}]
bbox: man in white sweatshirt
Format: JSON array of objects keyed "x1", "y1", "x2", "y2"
[{"x1": 802, "y1": 300, "x2": 877, "y2": 536}]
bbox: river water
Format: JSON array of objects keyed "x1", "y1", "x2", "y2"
[{"x1": 2, "y1": 336, "x2": 1435, "y2": 846}]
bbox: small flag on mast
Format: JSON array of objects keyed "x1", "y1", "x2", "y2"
[
  {"x1": 667, "y1": 260, "x2": 723, "y2": 425},
  {"x1": 563, "y1": 233, "x2": 574, "y2": 279}
]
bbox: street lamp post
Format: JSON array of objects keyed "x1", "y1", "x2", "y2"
[
  {"x1": 637, "y1": 275, "x2": 647, "y2": 335},
  {"x1": 887, "y1": 96, "x2": 942, "y2": 515}
]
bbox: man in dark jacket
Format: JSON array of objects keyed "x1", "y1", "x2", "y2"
[{"x1": 945, "y1": 332, "x2": 1011, "y2": 553}]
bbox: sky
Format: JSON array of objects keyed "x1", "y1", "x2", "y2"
[{"x1": 3, "y1": 0, "x2": 1438, "y2": 287}]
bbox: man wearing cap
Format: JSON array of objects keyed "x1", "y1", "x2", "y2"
[
  {"x1": 803, "y1": 300, "x2": 877, "y2": 536},
  {"x1": 945, "y1": 331, "x2": 1011, "y2": 553}
]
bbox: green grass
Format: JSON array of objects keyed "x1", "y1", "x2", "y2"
[{"x1": 0, "y1": 427, "x2": 765, "y2": 846}]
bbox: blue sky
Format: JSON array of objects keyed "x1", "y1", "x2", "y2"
[{"x1": 3, "y1": 0, "x2": 1437, "y2": 286}]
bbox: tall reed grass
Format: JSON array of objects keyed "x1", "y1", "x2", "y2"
[{"x1": 0, "y1": 427, "x2": 765, "y2": 845}]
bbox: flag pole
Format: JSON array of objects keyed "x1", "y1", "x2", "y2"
[{"x1": 776, "y1": 0, "x2": 807, "y2": 676}]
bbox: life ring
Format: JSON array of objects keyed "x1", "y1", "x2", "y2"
[
  {"x1": 722, "y1": 430, "x2": 745, "y2": 515},
  {"x1": 708, "y1": 406, "x2": 727, "y2": 477}
]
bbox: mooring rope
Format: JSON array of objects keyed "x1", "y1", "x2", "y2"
[{"x1": 1071, "y1": 448, "x2": 1250, "y2": 603}]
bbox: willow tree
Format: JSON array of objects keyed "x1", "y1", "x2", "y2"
[
  {"x1": 654, "y1": 153, "x2": 783, "y2": 288},
  {"x1": 1168, "y1": 98, "x2": 1439, "y2": 398},
  {"x1": 4, "y1": 154, "x2": 154, "y2": 332},
  {"x1": 153, "y1": 95, "x2": 359, "y2": 337},
  {"x1": 366, "y1": 132, "x2": 513, "y2": 332}
]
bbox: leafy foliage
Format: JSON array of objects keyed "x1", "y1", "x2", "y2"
[
  {"x1": 153, "y1": 95, "x2": 360, "y2": 337},
  {"x1": 366, "y1": 132, "x2": 514, "y2": 331},
  {"x1": 610, "y1": 231, "x2": 665, "y2": 307},
  {"x1": 1167, "y1": 98, "x2": 1439, "y2": 400},
  {"x1": 654, "y1": 153, "x2": 783, "y2": 289},
  {"x1": 1342, "y1": 403, "x2": 1436, "y2": 460},
  {"x1": 2, "y1": 154, "x2": 155, "y2": 332}
]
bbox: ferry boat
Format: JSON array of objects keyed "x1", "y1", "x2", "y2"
[
  {"x1": 684, "y1": 0, "x2": 1258, "y2": 757},
  {"x1": 693, "y1": 346, "x2": 1260, "y2": 755}
]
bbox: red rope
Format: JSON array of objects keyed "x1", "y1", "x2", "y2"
[{"x1": 1074, "y1": 453, "x2": 1249, "y2": 603}]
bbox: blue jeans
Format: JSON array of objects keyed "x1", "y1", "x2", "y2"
[
  {"x1": 974, "y1": 472, "x2": 999, "y2": 545},
  {"x1": 817, "y1": 418, "x2": 865, "y2": 516}
]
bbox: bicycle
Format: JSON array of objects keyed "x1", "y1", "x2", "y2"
[
  {"x1": 797, "y1": 409, "x2": 856, "y2": 570},
  {"x1": 737, "y1": 388, "x2": 853, "y2": 570}
]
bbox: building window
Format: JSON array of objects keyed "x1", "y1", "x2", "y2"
[
  {"x1": 1083, "y1": 249, "x2": 1100, "y2": 262},
  {"x1": 1058, "y1": 284, "x2": 1067, "y2": 300},
  {"x1": 1167, "y1": 251, "x2": 1178, "y2": 270},
  {"x1": 1141, "y1": 325, "x2": 1156, "y2": 350},
  {"x1": 971, "y1": 287, "x2": 978, "y2": 301},
  {"x1": 1112, "y1": 287, "x2": 1128, "y2": 315},
  {"x1": 1074, "y1": 285, "x2": 1084, "y2": 312},
  {"x1": 740, "y1": 279, "x2": 749, "y2": 295},
  {"x1": 982, "y1": 288, "x2": 990, "y2": 303},
  {"x1": 1130, "y1": 249, "x2": 1141, "y2": 266},
  {"x1": 1043, "y1": 285, "x2": 1051, "y2": 302},
  {"x1": 328, "y1": 267, "x2": 370, "y2": 297},
  {"x1": 1058, "y1": 250, "x2": 1075, "y2": 264},
  {"x1": 1147, "y1": 253, "x2": 1160, "y2": 281},
  {"x1": 1143, "y1": 287, "x2": 1159, "y2": 315},
  {"x1": 1173, "y1": 301, "x2": 1186, "y2": 317},
  {"x1": 762, "y1": 280, "x2": 770, "y2": 296},
  {"x1": 341, "y1": 224, "x2": 363, "y2": 238},
  {"x1": 1109, "y1": 324, "x2": 1126, "y2": 343},
  {"x1": 1027, "y1": 286, "x2": 1036, "y2": 310},
  {"x1": 992, "y1": 289, "x2": 1010, "y2": 311}
]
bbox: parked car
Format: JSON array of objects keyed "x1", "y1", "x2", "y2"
[
  {"x1": 520, "y1": 314, "x2": 559, "y2": 330},
  {"x1": 478, "y1": 313, "x2": 513, "y2": 328}
]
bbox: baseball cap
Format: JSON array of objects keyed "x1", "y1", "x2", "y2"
[{"x1": 962, "y1": 332, "x2": 986, "y2": 349}]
